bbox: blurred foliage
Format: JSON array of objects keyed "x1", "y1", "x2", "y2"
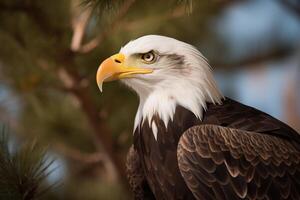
[
  {"x1": 0, "y1": 124, "x2": 54, "y2": 200},
  {"x1": 62, "y1": 178, "x2": 125, "y2": 200}
]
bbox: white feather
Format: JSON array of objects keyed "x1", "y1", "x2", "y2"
[{"x1": 151, "y1": 121, "x2": 158, "y2": 141}]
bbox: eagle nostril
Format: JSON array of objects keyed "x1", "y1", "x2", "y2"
[{"x1": 114, "y1": 59, "x2": 122, "y2": 63}]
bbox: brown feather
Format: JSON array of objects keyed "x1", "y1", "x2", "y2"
[
  {"x1": 126, "y1": 146, "x2": 155, "y2": 200},
  {"x1": 178, "y1": 125, "x2": 300, "y2": 199}
]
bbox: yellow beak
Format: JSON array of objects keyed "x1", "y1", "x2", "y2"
[{"x1": 96, "y1": 53, "x2": 153, "y2": 92}]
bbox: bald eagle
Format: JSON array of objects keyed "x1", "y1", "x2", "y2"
[{"x1": 96, "y1": 35, "x2": 300, "y2": 200}]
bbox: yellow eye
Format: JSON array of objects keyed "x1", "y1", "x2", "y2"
[{"x1": 141, "y1": 52, "x2": 156, "y2": 63}]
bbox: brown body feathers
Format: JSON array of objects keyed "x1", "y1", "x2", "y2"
[{"x1": 127, "y1": 98, "x2": 300, "y2": 200}]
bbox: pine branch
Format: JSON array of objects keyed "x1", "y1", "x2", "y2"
[
  {"x1": 71, "y1": 8, "x2": 92, "y2": 51},
  {"x1": 74, "y1": 0, "x2": 194, "y2": 53},
  {"x1": 81, "y1": 0, "x2": 125, "y2": 11},
  {"x1": 0, "y1": 124, "x2": 55, "y2": 200},
  {"x1": 176, "y1": 0, "x2": 193, "y2": 13},
  {"x1": 75, "y1": 0, "x2": 136, "y2": 53},
  {"x1": 81, "y1": 0, "x2": 194, "y2": 14}
]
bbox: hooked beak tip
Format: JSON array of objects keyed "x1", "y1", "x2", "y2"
[{"x1": 98, "y1": 83, "x2": 103, "y2": 92}]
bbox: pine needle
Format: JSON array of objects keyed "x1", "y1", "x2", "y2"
[
  {"x1": 80, "y1": 0, "x2": 194, "y2": 14},
  {"x1": 0, "y1": 124, "x2": 55, "y2": 200}
]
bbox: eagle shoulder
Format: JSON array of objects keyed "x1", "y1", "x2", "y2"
[
  {"x1": 204, "y1": 98, "x2": 300, "y2": 143},
  {"x1": 177, "y1": 125, "x2": 300, "y2": 200}
]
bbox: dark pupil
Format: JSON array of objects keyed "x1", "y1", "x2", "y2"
[{"x1": 145, "y1": 54, "x2": 151, "y2": 60}]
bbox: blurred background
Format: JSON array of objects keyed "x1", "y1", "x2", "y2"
[{"x1": 0, "y1": 0, "x2": 299, "y2": 199}]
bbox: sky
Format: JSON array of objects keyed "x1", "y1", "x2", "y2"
[
  {"x1": 214, "y1": 0, "x2": 300, "y2": 60},
  {"x1": 213, "y1": 0, "x2": 300, "y2": 122}
]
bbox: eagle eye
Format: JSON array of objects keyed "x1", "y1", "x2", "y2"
[{"x1": 141, "y1": 51, "x2": 156, "y2": 63}]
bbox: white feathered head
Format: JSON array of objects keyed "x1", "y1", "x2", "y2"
[{"x1": 97, "y1": 35, "x2": 223, "y2": 132}]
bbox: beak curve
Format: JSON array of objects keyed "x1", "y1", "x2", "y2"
[{"x1": 96, "y1": 53, "x2": 153, "y2": 92}]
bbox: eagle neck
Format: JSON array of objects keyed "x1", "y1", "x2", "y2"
[{"x1": 133, "y1": 78, "x2": 223, "y2": 138}]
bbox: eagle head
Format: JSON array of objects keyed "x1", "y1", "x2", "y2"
[{"x1": 97, "y1": 35, "x2": 223, "y2": 136}]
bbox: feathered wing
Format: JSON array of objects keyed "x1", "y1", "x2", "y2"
[
  {"x1": 126, "y1": 146, "x2": 155, "y2": 200},
  {"x1": 177, "y1": 125, "x2": 300, "y2": 200}
]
